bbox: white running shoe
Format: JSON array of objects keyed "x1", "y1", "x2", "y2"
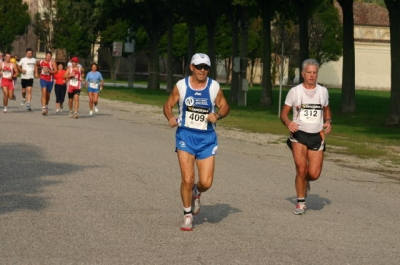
[
  {"x1": 294, "y1": 202, "x2": 306, "y2": 215},
  {"x1": 94, "y1": 106, "x2": 99, "y2": 113},
  {"x1": 180, "y1": 214, "x2": 193, "y2": 231},
  {"x1": 3, "y1": 107, "x2": 7, "y2": 113},
  {"x1": 89, "y1": 110, "x2": 93, "y2": 115}
]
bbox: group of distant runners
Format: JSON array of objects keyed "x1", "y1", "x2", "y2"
[{"x1": 1, "y1": 48, "x2": 104, "y2": 119}]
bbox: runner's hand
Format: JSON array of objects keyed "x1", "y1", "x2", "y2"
[{"x1": 168, "y1": 117, "x2": 178, "y2": 127}]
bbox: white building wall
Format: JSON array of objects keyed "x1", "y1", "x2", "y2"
[{"x1": 318, "y1": 41, "x2": 391, "y2": 90}]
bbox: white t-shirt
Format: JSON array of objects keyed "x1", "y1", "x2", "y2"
[
  {"x1": 18, "y1": 57, "x2": 37, "y2": 79},
  {"x1": 284, "y1": 84, "x2": 329, "y2": 133}
]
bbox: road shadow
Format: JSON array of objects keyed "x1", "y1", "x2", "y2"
[
  {"x1": 286, "y1": 194, "x2": 331, "y2": 211},
  {"x1": 0, "y1": 143, "x2": 85, "y2": 214},
  {"x1": 193, "y1": 203, "x2": 241, "y2": 225}
]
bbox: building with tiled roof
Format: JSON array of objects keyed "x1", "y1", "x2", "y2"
[{"x1": 318, "y1": 1, "x2": 391, "y2": 90}]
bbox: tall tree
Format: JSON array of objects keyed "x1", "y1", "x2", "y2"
[
  {"x1": 257, "y1": 1, "x2": 275, "y2": 107},
  {"x1": 97, "y1": 0, "x2": 168, "y2": 90},
  {"x1": 135, "y1": 0, "x2": 168, "y2": 90},
  {"x1": 309, "y1": 1, "x2": 343, "y2": 64},
  {"x1": 52, "y1": 0, "x2": 98, "y2": 60},
  {"x1": 98, "y1": 20, "x2": 130, "y2": 81},
  {"x1": 291, "y1": 0, "x2": 325, "y2": 83},
  {"x1": 225, "y1": 3, "x2": 241, "y2": 103},
  {"x1": 337, "y1": 0, "x2": 356, "y2": 114},
  {"x1": 384, "y1": 0, "x2": 400, "y2": 125},
  {"x1": 33, "y1": 0, "x2": 54, "y2": 52},
  {"x1": 0, "y1": 0, "x2": 30, "y2": 52},
  {"x1": 161, "y1": 0, "x2": 181, "y2": 92},
  {"x1": 256, "y1": 0, "x2": 296, "y2": 107}
]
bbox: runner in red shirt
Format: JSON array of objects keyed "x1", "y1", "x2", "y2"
[
  {"x1": 53, "y1": 62, "x2": 67, "y2": 113},
  {"x1": 64, "y1": 57, "x2": 84, "y2": 119},
  {"x1": 1, "y1": 52, "x2": 19, "y2": 113},
  {"x1": 35, "y1": 51, "x2": 58, "y2": 115}
]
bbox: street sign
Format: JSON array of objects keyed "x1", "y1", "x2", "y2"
[
  {"x1": 112, "y1": 41, "x2": 123, "y2": 57},
  {"x1": 124, "y1": 42, "x2": 134, "y2": 53}
]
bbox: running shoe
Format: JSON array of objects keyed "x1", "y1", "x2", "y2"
[
  {"x1": 56, "y1": 109, "x2": 60, "y2": 113},
  {"x1": 69, "y1": 111, "x2": 74, "y2": 118},
  {"x1": 26, "y1": 103, "x2": 31, "y2": 111},
  {"x1": 42, "y1": 107, "x2": 47, "y2": 116},
  {"x1": 12, "y1": 95, "x2": 16, "y2": 101},
  {"x1": 192, "y1": 184, "x2": 201, "y2": 215},
  {"x1": 3, "y1": 107, "x2": 7, "y2": 113},
  {"x1": 294, "y1": 202, "x2": 306, "y2": 215},
  {"x1": 180, "y1": 214, "x2": 193, "y2": 231},
  {"x1": 21, "y1": 98, "x2": 26, "y2": 106},
  {"x1": 94, "y1": 106, "x2": 99, "y2": 113},
  {"x1": 74, "y1": 112, "x2": 79, "y2": 119},
  {"x1": 89, "y1": 110, "x2": 93, "y2": 115}
]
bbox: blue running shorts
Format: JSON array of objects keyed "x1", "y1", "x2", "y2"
[
  {"x1": 88, "y1": 87, "x2": 99, "y2": 93},
  {"x1": 175, "y1": 128, "x2": 218, "y2": 159},
  {"x1": 40, "y1": 79, "x2": 54, "y2": 93}
]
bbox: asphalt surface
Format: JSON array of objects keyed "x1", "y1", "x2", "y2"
[{"x1": 1, "y1": 80, "x2": 399, "y2": 265}]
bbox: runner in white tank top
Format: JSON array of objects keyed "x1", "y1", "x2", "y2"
[{"x1": 280, "y1": 58, "x2": 333, "y2": 215}]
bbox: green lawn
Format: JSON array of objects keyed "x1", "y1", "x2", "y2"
[{"x1": 99, "y1": 84, "x2": 400, "y2": 164}]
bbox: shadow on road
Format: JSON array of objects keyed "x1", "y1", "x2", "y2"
[
  {"x1": 0, "y1": 143, "x2": 85, "y2": 214},
  {"x1": 193, "y1": 203, "x2": 241, "y2": 225},
  {"x1": 286, "y1": 194, "x2": 331, "y2": 211}
]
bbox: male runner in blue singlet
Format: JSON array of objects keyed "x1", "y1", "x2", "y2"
[{"x1": 163, "y1": 53, "x2": 230, "y2": 231}]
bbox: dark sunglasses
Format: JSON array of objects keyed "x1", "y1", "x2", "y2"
[{"x1": 193, "y1": 64, "x2": 211, "y2": 71}]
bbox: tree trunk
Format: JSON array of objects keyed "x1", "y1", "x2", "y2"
[
  {"x1": 385, "y1": 0, "x2": 400, "y2": 125},
  {"x1": 147, "y1": 30, "x2": 160, "y2": 90},
  {"x1": 238, "y1": 7, "x2": 249, "y2": 106},
  {"x1": 296, "y1": 1, "x2": 310, "y2": 84},
  {"x1": 166, "y1": 18, "x2": 174, "y2": 93},
  {"x1": 206, "y1": 20, "x2": 217, "y2": 80},
  {"x1": 186, "y1": 20, "x2": 196, "y2": 76},
  {"x1": 338, "y1": 0, "x2": 356, "y2": 114},
  {"x1": 260, "y1": 9, "x2": 273, "y2": 107},
  {"x1": 229, "y1": 11, "x2": 240, "y2": 104},
  {"x1": 225, "y1": 57, "x2": 231, "y2": 85}
]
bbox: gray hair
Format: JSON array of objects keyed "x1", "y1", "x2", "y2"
[{"x1": 302, "y1": 58, "x2": 319, "y2": 71}]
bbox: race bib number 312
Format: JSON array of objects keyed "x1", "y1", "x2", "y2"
[{"x1": 299, "y1": 104, "x2": 322, "y2": 123}]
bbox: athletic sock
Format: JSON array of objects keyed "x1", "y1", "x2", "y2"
[
  {"x1": 297, "y1": 198, "x2": 305, "y2": 203},
  {"x1": 183, "y1": 206, "x2": 192, "y2": 215}
]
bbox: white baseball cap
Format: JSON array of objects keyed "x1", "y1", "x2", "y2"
[{"x1": 191, "y1": 53, "x2": 211, "y2": 66}]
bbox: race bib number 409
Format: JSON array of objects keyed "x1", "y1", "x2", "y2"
[{"x1": 184, "y1": 106, "x2": 210, "y2": 130}]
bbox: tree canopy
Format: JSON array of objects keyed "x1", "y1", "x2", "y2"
[
  {"x1": 0, "y1": 0, "x2": 30, "y2": 52},
  {"x1": 27, "y1": 0, "x2": 400, "y2": 124}
]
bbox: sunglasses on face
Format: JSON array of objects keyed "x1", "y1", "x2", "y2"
[{"x1": 193, "y1": 64, "x2": 211, "y2": 71}]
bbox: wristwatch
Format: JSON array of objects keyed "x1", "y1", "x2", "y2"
[{"x1": 326, "y1": 119, "x2": 332, "y2": 124}]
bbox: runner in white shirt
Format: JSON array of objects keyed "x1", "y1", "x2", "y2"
[
  {"x1": 17, "y1": 48, "x2": 36, "y2": 110},
  {"x1": 280, "y1": 58, "x2": 332, "y2": 215}
]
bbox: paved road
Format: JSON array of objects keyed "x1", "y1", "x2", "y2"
[{"x1": 1, "y1": 80, "x2": 399, "y2": 264}]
